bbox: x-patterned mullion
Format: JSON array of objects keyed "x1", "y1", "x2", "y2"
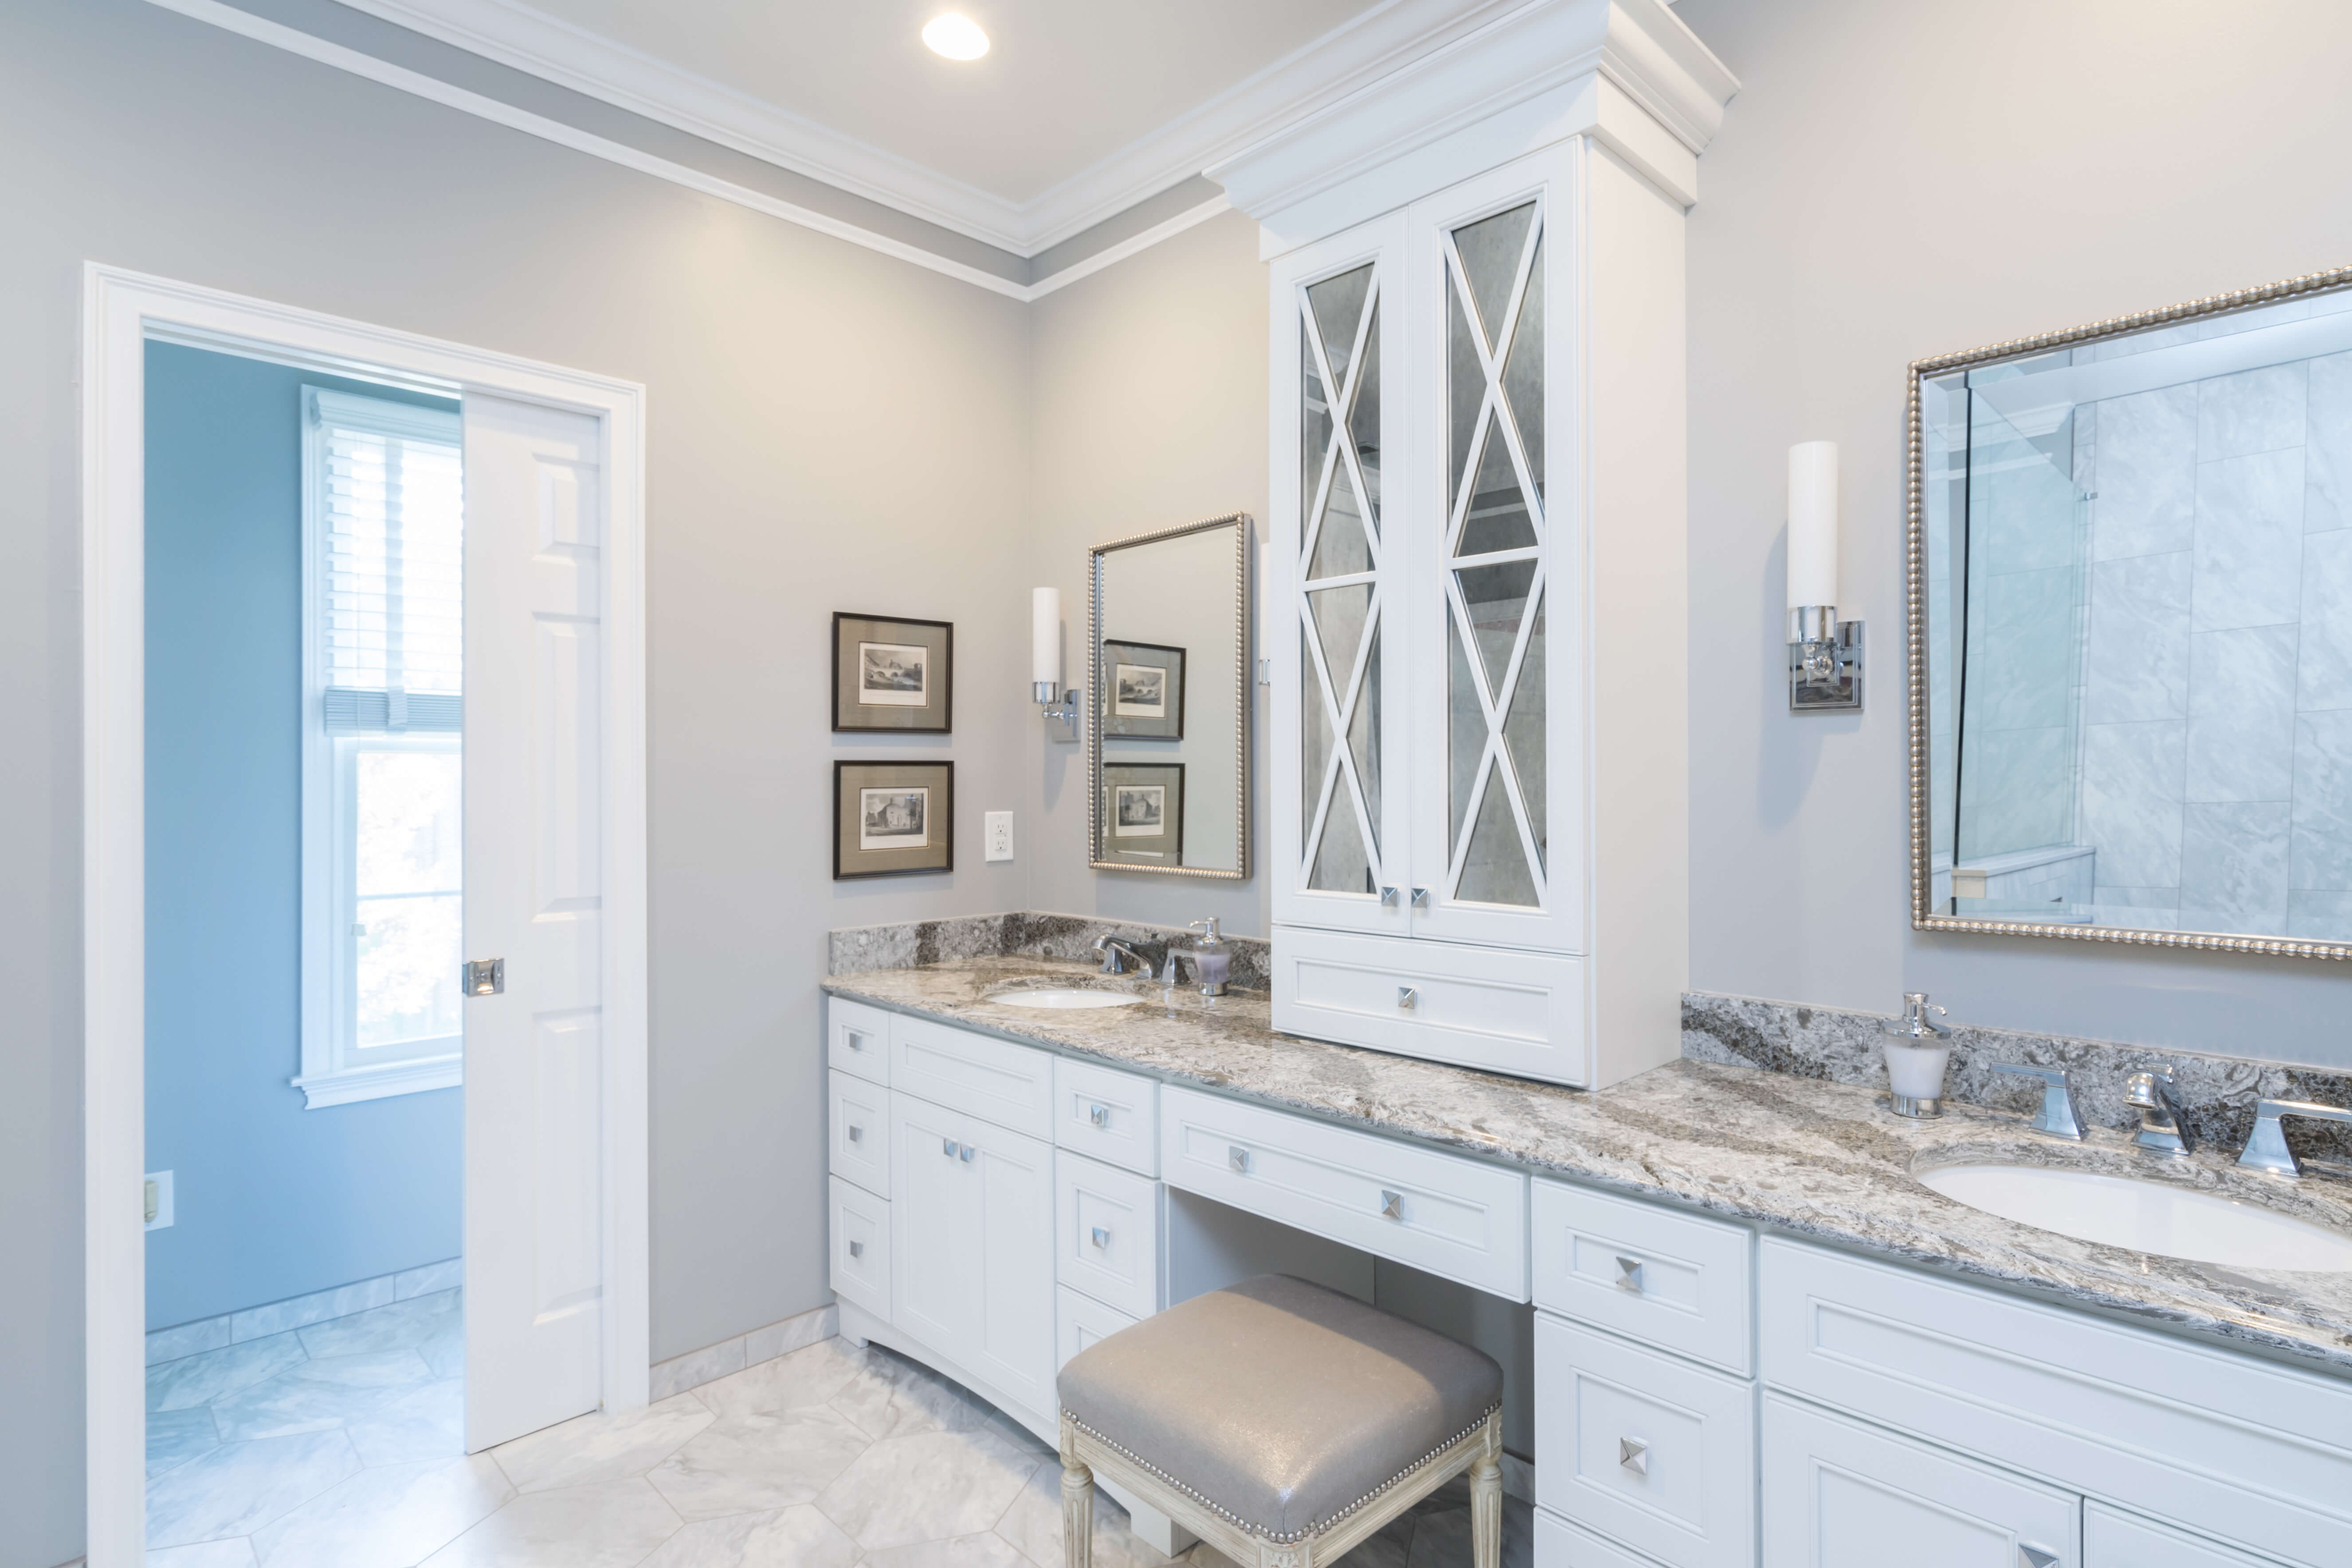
[
  {"x1": 1298, "y1": 581, "x2": 1383, "y2": 888},
  {"x1": 1438, "y1": 218, "x2": 1547, "y2": 558},
  {"x1": 1439, "y1": 556, "x2": 1548, "y2": 903},
  {"x1": 1297, "y1": 277, "x2": 1383, "y2": 585}
]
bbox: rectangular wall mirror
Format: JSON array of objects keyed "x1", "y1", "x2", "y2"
[
  {"x1": 1911, "y1": 266, "x2": 2352, "y2": 956},
  {"x1": 1089, "y1": 513, "x2": 1251, "y2": 878}
]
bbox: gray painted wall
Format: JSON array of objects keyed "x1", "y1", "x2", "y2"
[
  {"x1": 1676, "y1": 0, "x2": 2352, "y2": 1070},
  {"x1": 145, "y1": 343, "x2": 464, "y2": 1333},
  {"x1": 2, "y1": 3, "x2": 1033, "y2": 1560}
]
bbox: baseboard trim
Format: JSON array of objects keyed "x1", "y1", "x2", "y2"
[
  {"x1": 146, "y1": 1256, "x2": 463, "y2": 1366},
  {"x1": 649, "y1": 1302, "x2": 839, "y2": 1400}
]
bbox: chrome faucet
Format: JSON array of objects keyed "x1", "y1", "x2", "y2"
[
  {"x1": 1987, "y1": 1062, "x2": 2086, "y2": 1141},
  {"x1": 1093, "y1": 936, "x2": 1147, "y2": 976},
  {"x1": 2125, "y1": 1068, "x2": 2194, "y2": 1157},
  {"x1": 2237, "y1": 1098, "x2": 2352, "y2": 1179}
]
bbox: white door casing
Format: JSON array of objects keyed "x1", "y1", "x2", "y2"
[
  {"x1": 463, "y1": 393, "x2": 610, "y2": 1450},
  {"x1": 81, "y1": 264, "x2": 648, "y2": 1567}
]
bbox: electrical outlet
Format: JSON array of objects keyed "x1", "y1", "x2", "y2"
[
  {"x1": 984, "y1": 811, "x2": 1014, "y2": 862},
  {"x1": 145, "y1": 1170, "x2": 174, "y2": 1231}
]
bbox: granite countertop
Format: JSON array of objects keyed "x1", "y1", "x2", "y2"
[{"x1": 823, "y1": 956, "x2": 2352, "y2": 1378}]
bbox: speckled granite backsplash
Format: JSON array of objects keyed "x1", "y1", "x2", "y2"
[
  {"x1": 1683, "y1": 991, "x2": 2352, "y2": 1168},
  {"x1": 829, "y1": 912, "x2": 1270, "y2": 992}
]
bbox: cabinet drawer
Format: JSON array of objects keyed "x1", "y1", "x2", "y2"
[
  {"x1": 1055, "y1": 1150, "x2": 1163, "y2": 1320},
  {"x1": 1054, "y1": 1057, "x2": 1158, "y2": 1176},
  {"x1": 1762, "y1": 1394, "x2": 2078, "y2": 1568},
  {"x1": 1534, "y1": 1509, "x2": 1673, "y2": 1568},
  {"x1": 829, "y1": 1176, "x2": 890, "y2": 1319},
  {"x1": 1271, "y1": 926, "x2": 1587, "y2": 1086},
  {"x1": 1057, "y1": 1283, "x2": 1140, "y2": 1371},
  {"x1": 891, "y1": 1013, "x2": 1053, "y2": 1138},
  {"x1": 829, "y1": 996, "x2": 891, "y2": 1084},
  {"x1": 828, "y1": 1070, "x2": 891, "y2": 1197},
  {"x1": 2086, "y1": 1504, "x2": 2288, "y2": 1568},
  {"x1": 1531, "y1": 1180, "x2": 1751, "y2": 1375},
  {"x1": 1760, "y1": 1238, "x2": 2352, "y2": 1568},
  {"x1": 1534, "y1": 1315, "x2": 1754, "y2": 1568},
  {"x1": 1160, "y1": 1085, "x2": 1528, "y2": 1299}
]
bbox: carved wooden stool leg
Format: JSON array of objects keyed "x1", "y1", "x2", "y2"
[
  {"x1": 1469, "y1": 1446, "x2": 1502, "y2": 1568},
  {"x1": 1060, "y1": 1417, "x2": 1095, "y2": 1568}
]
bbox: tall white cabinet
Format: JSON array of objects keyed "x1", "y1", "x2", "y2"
[{"x1": 1229, "y1": 0, "x2": 1737, "y2": 1087}]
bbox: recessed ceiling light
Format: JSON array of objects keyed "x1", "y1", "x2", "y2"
[{"x1": 921, "y1": 13, "x2": 989, "y2": 61}]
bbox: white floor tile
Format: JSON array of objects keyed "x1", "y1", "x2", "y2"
[
  {"x1": 637, "y1": 1504, "x2": 859, "y2": 1568},
  {"x1": 345, "y1": 1377, "x2": 466, "y2": 1466},
  {"x1": 817, "y1": 1426, "x2": 1043, "y2": 1552},
  {"x1": 694, "y1": 1336, "x2": 870, "y2": 1421},
  {"x1": 827, "y1": 1347, "x2": 989, "y2": 1442},
  {"x1": 297, "y1": 1290, "x2": 459, "y2": 1359},
  {"x1": 646, "y1": 1406, "x2": 874, "y2": 1521},
  {"x1": 149, "y1": 1406, "x2": 224, "y2": 1479},
  {"x1": 145, "y1": 1430, "x2": 362, "y2": 1548},
  {"x1": 145, "y1": 1539, "x2": 260, "y2": 1568},
  {"x1": 148, "y1": 1333, "x2": 309, "y2": 1414},
  {"x1": 992, "y1": 1454, "x2": 1176, "y2": 1568},
  {"x1": 867, "y1": 1534, "x2": 1036, "y2": 1568},
  {"x1": 207, "y1": 1351, "x2": 432, "y2": 1443},
  {"x1": 249, "y1": 1453, "x2": 512, "y2": 1568},
  {"x1": 416, "y1": 1477, "x2": 683, "y2": 1568},
  {"x1": 490, "y1": 1392, "x2": 715, "y2": 1495}
]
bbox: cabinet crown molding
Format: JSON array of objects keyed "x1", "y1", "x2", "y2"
[{"x1": 1208, "y1": 0, "x2": 1736, "y2": 223}]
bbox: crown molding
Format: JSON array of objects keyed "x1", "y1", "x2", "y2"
[
  {"x1": 323, "y1": 0, "x2": 1527, "y2": 258},
  {"x1": 1207, "y1": 0, "x2": 1737, "y2": 223}
]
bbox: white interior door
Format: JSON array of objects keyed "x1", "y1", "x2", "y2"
[{"x1": 463, "y1": 392, "x2": 608, "y2": 1450}]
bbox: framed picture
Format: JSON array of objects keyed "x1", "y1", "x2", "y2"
[
  {"x1": 1101, "y1": 639, "x2": 1185, "y2": 740},
  {"x1": 833, "y1": 613, "x2": 953, "y2": 733},
  {"x1": 835, "y1": 760, "x2": 954, "y2": 878},
  {"x1": 1099, "y1": 762, "x2": 1184, "y2": 866}
]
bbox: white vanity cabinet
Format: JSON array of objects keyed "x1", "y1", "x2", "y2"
[{"x1": 1245, "y1": 0, "x2": 1733, "y2": 1088}]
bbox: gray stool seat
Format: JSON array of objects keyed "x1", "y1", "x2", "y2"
[{"x1": 1057, "y1": 1274, "x2": 1504, "y2": 1558}]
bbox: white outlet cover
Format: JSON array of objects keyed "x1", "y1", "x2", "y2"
[
  {"x1": 984, "y1": 811, "x2": 1014, "y2": 862},
  {"x1": 145, "y1": 1170, "x2": 175, "y2": 1231}
]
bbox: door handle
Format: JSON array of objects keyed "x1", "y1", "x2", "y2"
[
  {"x1": 1089, "y1": 1103, "x2": 1109, "y2": 1129},
  {"x1": 1618, "y1": 1437, "x2": 1648, "y2": 1476},
  {"x1": 463, "y1": 958, "x2": 504, "y2": 996},
  {"x1": 2018, "y1": 1550, "x2": 2058, "y2": 1568},
  {"x1": 1615, "y1": 1256, "x2": 1644, "y2": 1293},
  {"x1": 1229, "y1": 1145, "x2": 1251, "y2": 1174},
  {"x1": 1379, "y1": 1189, "x2": 1403, "y2": 1220},
  {"x1": 1091, "y1": 1227, "x2": 1111, "y2": 1249},
  {"x1": 1397, "y1": 986, "x2": 1418, "y2": 1011}
]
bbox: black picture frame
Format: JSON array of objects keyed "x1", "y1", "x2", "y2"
[
  {"x1": 832, "y1": 613, "x2": 953, "y2": 733},
  {"x1": 834, "y1": 760, "x2": 954, "y2": 879},
  {"x1": 1100, "y1": 638, "x2": 1186, "y2": 740},
  {"x1": 1099, "y1": 761, "x2": 1184, "y2": 866}
]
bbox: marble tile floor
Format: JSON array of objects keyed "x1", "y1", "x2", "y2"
[{"x1": 147, "y1": 1321, "x2": 1533, "y2": 1568}]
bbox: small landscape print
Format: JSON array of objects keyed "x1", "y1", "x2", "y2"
[
  {"x1": 1113, "y1": 784, "x2": 1165, "y2": 837},
  {"x1": 860, "y1": 787, "x2": 929, "y2": 850},
  {"x1": 1113, "y1": 662, "x2": 1166, "y2": 718},
  {"x1": 858, "y1": 642, "x2": 929, "y2": 706}
]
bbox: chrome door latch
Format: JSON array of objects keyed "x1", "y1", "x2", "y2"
[{"x1": 463, "y1": 958, "x2": 504, "y2": 996}]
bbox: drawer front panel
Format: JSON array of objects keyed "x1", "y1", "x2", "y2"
[
  {"x1": 2085, "y1": 1504, "x2": 2287, "y2": 1568},
  {"x1": 1057, "y1": 1283, "x2": 1140, "y2": 1371},
  {"x1": 829, "y1": 1175, "x2": 890, "y2": 1319},
  {"x1": 1055, "y1": 1150, "x2": 1164, "y2": 1320},
  {"x1": 1534, "y1": 1315, "x2": 1754, "y2": 1568},
  {"x1": 1531, "y1": 1180, "x2": 1752, "y2": 1375},
  {"x1": 829, "y1": 996, "x2": 891, "y2": 1084},
  {"x1": 1271, "y1": 926, "x2": 1588, "y2": 1086},
  {"x1": 1760, "y1": 1238, "x2": 2352, "y2": 1568},
  {"x1": 1160, "y1": 1085, "x2": 1528, "y2": 1300},
  {"x1": 1054, "y1": 1057, "x2": 1159, "y2": 1176},
  {"x1": 828, "y1": 1071, "x2": 892, "y2": 1197},
  {"x1": 891, "y1": 1013, "x2": 1054, "y2": 1139},
  {"x1": 1762, "y1": 1394, "x2": 2078, "y2": 1568},
  {"x1": 1534, "y1": 1509, "x2": 1674, "y2": 1568}
]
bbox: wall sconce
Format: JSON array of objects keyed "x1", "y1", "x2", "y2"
[
  {"x1": 1787, "y1": 439, "x2": 1862, "y2": 711},
  {"x1": 1032, "y1": 586, "x2": 1080, "y2": 741}
]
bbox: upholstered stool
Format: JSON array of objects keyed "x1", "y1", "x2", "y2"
[{"x1": 1056, "y1": 1274, "x2": 1505, "y2": 1568}]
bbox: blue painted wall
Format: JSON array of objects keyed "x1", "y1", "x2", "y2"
[{"x1": 145, "y1": 341, "x2": 464, "y2": 1331}]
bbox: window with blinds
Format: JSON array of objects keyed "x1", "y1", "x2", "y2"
[{"x1": 310, "y1": 388, "x2": 464, "y2": 732}]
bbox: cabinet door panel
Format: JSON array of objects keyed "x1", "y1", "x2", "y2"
[
  {"x1": 1271, "y1": 212, "x2": 1415, "y2": 936},
  {"x1": 2085, "y1": 1504, "x2": 2287, "y2": 1568},
  {"x1": 1403, "y1": 145, "x2": 1584, "y2": 956},
  {"x1": 889, "y1": 1094, "x2": 981, "y2": 1362},
  {"x1": 968, "y1": 1117, "x2": 1058, "y2": 1423},
  {"x1": 1762, "y1": 1395, "x2": 2078, "y2": 1568}
]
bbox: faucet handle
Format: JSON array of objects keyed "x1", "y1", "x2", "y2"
[
  {"x1": 2238, "y1": 1098, "x2": 2352, "y2": 1179},
  {"x1": 1988, "y1": 1062, "x2": 2086, "y2": 1141}
]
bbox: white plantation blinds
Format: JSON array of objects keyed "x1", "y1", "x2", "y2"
[{"x1": 308, "y1": 388, "x2": 464, "y2": 733}]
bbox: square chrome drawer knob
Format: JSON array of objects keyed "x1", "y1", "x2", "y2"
[
  {"x1": 1397, "y1": 986, "x2": 1418, "y2": 1011},
  {"x1": 845, "y1": 1031, "x2": 866, "y2": 1051},
  {"x1": 847, "y1": 1125, "x2": 862, "y2": 1143},
  {"x1": 1091, "y1": 1227, "x2": 1111, "y2": 1249},
  {"x1": 1089, "y1": 1103, "x2": 1109, "y2": 1129},
  {"x1": 1380, "y1": 1189, "x2": 1403, "y2": 1220},
  {"x1": 1229, "y1": 1145, "x2": 1251, "y2": 1174},
  {"x1": 848, "y1": 1240, "x2": 863, "y2": 1258},
  {"x1": 1618, "y1": 1437, "x2": 1648, "y2": 1476},
  {"x1": 2019, "y1": 1550, "x2": 2058, "y2": 1568},
  {"x1": 1615, "y1": 1255, "x2": 1644, "y2": 1293}
]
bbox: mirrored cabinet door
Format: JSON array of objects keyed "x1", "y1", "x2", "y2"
[
  {"x1": 1406, "y1": 147, "x2": 1583, "y2": 954},
  {"x1": 1271, "y1": 212, "x2": 1412, "y2": 936}
]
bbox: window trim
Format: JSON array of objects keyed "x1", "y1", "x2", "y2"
[{"x1": 296, "y1": 386, "x2": 465, "y2": 1109}]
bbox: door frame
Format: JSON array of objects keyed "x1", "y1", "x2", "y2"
[{"x1": 80, "y1": 262, "x2": 651, "y2": 1568}]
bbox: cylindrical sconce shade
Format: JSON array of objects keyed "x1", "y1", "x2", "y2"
[
  {"x1": 1031, "y1": 587, "x2": 1061, "y2": 689},
  {"x1": 1787, "y1": 440, "x2": 1839, "y2": 611}
]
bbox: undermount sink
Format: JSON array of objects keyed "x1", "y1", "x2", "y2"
[
  {"x1": 985, "y1": 988, "x2": 1144, "y2": 1011},
  {"x1": 1916, "y1": 1162, "x2": 2352, "y2": 1271}
]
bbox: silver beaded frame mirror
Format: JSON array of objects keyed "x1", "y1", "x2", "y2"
[
  {"x1": 1909, "y1": 263, "x2": 2352, "y2": 959},
  {"x1": 1088, "y1": 512, "x2": 1253, "y2": 879}
]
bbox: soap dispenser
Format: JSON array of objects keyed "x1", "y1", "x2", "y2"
[
  {"x1": 1188, "y1": 918, "x2": 1231, "y2": 997},
  {"x1": 1880, "y1": 993, "x2": 1952, "y2": 1119}
]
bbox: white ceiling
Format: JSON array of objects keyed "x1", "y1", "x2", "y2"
[{"x1": 335, "y1": 0, "x2": 1523, "y2": 254}]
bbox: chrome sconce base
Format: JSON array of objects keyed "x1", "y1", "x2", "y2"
[
  {"x1": 1035, "y1": 681, "x2": 1081, "y2": 743},
  {"x1": 1788, "y1": 606, "x2": 1863, "y2": 712}
]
